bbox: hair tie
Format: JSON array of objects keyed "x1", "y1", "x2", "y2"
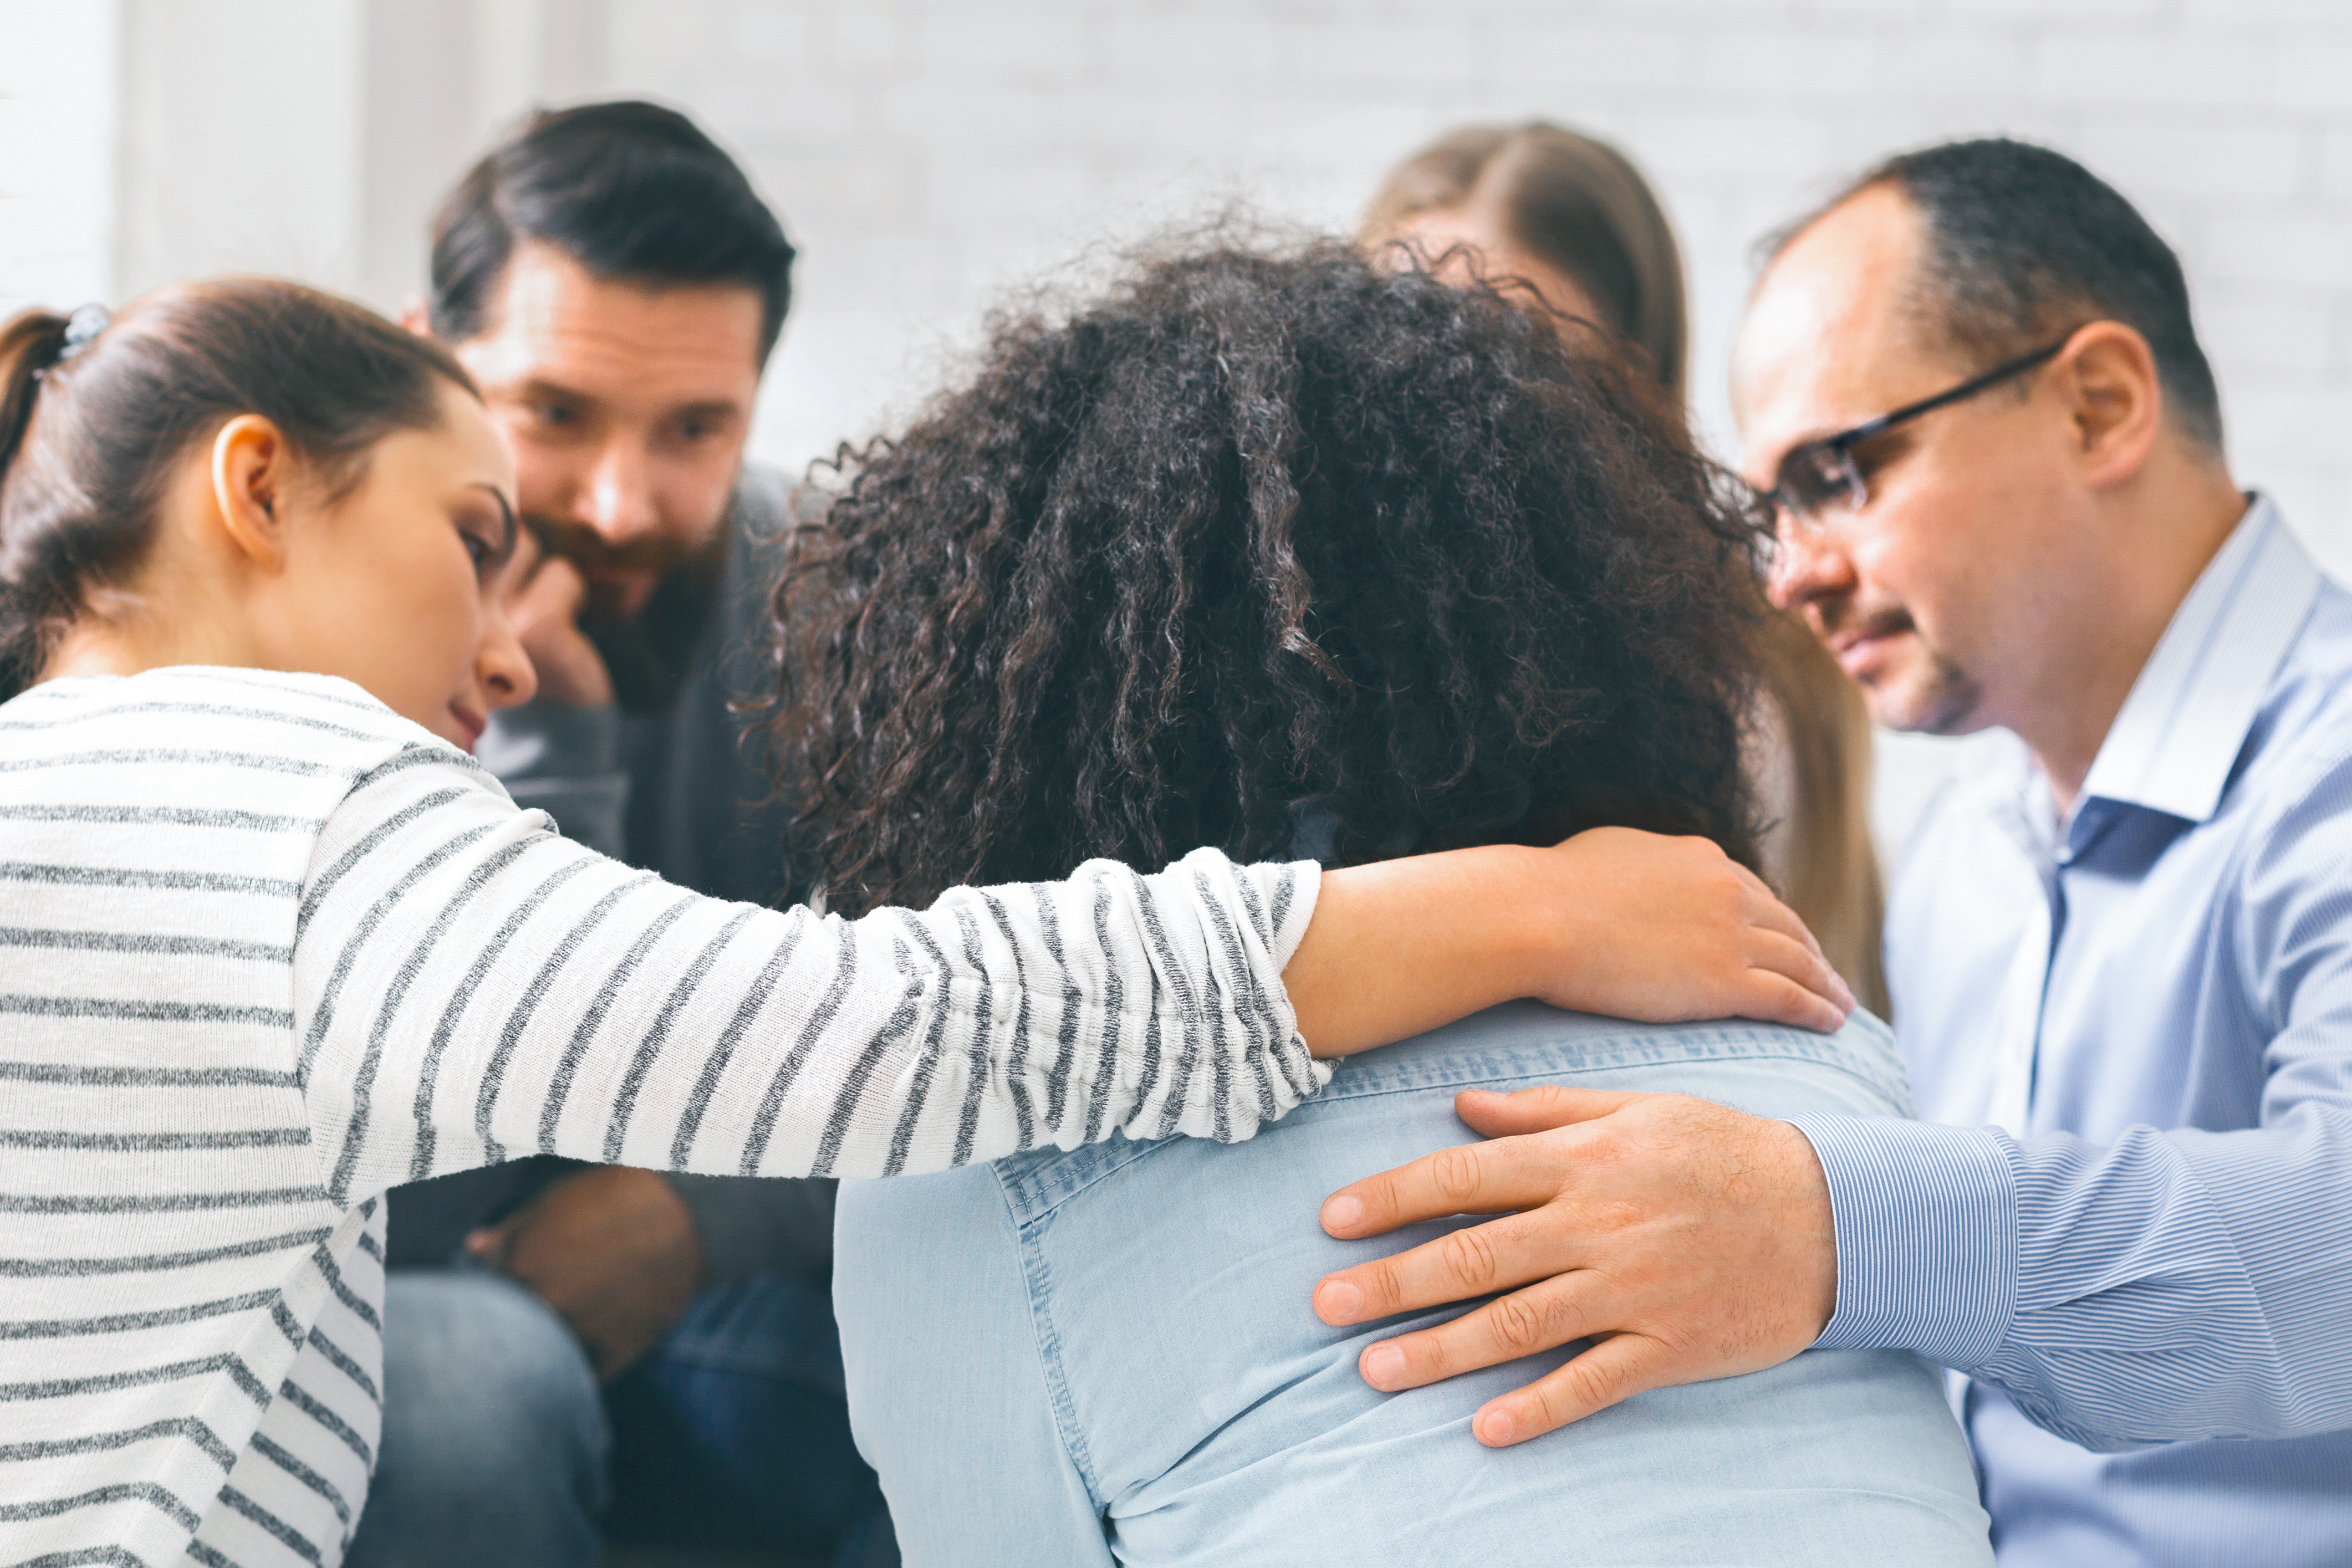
[{"x1": 57, "y1": 303, "x2": 111, "y2": 362}]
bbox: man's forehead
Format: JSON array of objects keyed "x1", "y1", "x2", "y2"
[
  {"x1": 458, "y1": 241, "x2": 764, "y2": 406},
  {"x1": 1732, "y1": 186, "x2": 1940, "y2": 472}
]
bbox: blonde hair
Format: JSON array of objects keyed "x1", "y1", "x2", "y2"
[
  {"x1": 1748, "y1": 609, "x2": 1891, "y2": 1017},
  {"x1": 1361, "y1": 121, "x2": 1686, "y2": 395},
  {"x1": 1366, "y1": 122, "x2": 1892, "y2": 1016}
]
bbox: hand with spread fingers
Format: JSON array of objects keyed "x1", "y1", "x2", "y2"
[{"x1": 1310, "y1": 1084, "x2": 1839, "y2": 1447}]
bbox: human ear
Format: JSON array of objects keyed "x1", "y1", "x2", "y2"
[
  {"x1": 2059, "y1": 321, "x2": 2163, "y2": 489},
  {"x1": 208, "y1": 415, "x2": 294, "y2": 572},
  {"x1": 397, "y1": 297, "x2": 432, "y2": 338}
]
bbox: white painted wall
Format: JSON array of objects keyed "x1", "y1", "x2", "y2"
[
  {"x1": 10, "y1": 0, "x2": 2352, "y2": 858},
  {"x1": 0, "y1": 0, "x2": 117, "y2": 320},
  {"x1": 584, "y1": 0, "x2": 2352, "y2": 581},
  {"x1": 585, "y1": 0, "x2": 2352, "y2": 855}
]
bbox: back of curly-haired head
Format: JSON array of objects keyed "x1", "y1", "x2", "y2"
[{"x1": 772, "y1": 240, "x2": 1767, "y2": 915}]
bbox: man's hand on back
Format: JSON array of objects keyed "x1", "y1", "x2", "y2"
[
  {"x1": 467, "y1": 1166, "x2": 706, "y2": 1381},
  {"x1": 1310, "y1": 1086, "x2": 1838, "y2": 1447},
  {"x1": 500, "y1": 525, "x2": 615, "y2": 707}
]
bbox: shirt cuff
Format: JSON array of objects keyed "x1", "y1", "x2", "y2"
[{"x1": 1788, "y1": 1114, "x2": 2019, "y2": 1370}]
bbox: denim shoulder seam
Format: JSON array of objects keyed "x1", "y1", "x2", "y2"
[
  {"x1": 1316, "y1": 1025, "x2": 1914, "y2": 1116},
  {"x1": 994, "y1": 1173, "x2": 1108, "y2": 1511}
]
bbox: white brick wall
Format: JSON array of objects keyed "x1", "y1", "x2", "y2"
[
  {"x1": 11, "y1": 0, "x2": 2352, "y2": 854},
  {"x1": 0, "y1": 0, "x2": 116, "y2": 321},
  {"x1": 586, "y1": 0, "x2": 2352, "y2": 854},
  {"x1": 580, "y1": 0, "x2": 2352, "y2": 593}
]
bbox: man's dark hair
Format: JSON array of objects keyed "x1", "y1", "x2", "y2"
[
  {"x1": 428, "y1": 100, "x2": 795, "y2": 361},
  {"x1": 769, "y1": 241, "x2": 1769, "y2": 915},
  {"x1": 1782, "y1": 137, "x2": 2223, "y2": 451}
]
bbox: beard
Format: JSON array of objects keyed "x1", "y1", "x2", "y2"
[
  {"x1": 1878, "y1": 642, "x2": 1982, "y2": 735},
  {"x1": 526, "y1": 515, "x2": 728, "y2": 714},
  {"x1": 1812, "y1": 597, "x2": 1983, "y2": 736}
]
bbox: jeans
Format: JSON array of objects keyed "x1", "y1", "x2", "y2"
[
  {"x1": 836, "y1": 1004, "x2": 1993, "y2": 1567},
  {"x1": 348, "y1": 1270, "x2": 896, "y2": 1567}
]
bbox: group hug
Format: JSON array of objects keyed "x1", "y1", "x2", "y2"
[{"x1": 3, "y1": 98, "x2": 2348, "y2": 1568}]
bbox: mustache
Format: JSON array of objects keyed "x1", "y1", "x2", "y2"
[
  {"x1": 523, "y1": 515, "x2": 707, "y2": 578},
  {"x1": 1813, "y1": 597, "x2": 1914, "y2": 645}
]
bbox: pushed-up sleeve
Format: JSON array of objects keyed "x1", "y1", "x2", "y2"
[{"x1": 291, "y1": 747, "x2": 1326, "y2": 1207}]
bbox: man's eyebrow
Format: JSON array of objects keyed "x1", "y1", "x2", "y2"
[{"x1": 503, "y1": 376, "x2": 597, "y2": 406}]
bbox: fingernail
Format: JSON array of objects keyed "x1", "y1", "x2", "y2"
[
  {"x1": 1361, "y1": 1341, "x2": 1406, "y2": 1388},
  {"x1": 1322, "y1": 1194, "x2": 1364, "y2": 1232},
  {"x1": 1477, "y1": 1407, "x2": 1514, "y2": 1445},
  {"x1": 1315, "y1": 1278, "x2": 1361, "y2": 1322}
]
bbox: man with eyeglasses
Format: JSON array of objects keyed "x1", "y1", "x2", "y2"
[{"x1": 1307, "y1": 138, "x2": 2352, "y2": 1566}]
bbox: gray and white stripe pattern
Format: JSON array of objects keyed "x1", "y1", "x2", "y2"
[{"x1": 0, "y1": 667, "x2": 1324, "y2": 1568}]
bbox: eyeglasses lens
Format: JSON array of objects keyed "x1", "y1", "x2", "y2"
[{"x1": 1774, "y1": 443, "x2": 1864, "y2": 524}]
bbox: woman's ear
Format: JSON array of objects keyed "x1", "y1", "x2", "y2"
[{"x1": 208, "y1": 415, "x2": 294, "y2": 572}]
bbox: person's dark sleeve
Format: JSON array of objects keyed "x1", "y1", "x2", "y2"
[{"x1": 665, "y1": 1174, "x2": 839, "y2": 1284}]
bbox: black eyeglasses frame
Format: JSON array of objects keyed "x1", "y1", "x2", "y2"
[{"x1": 1765, "y1": 331, "x2": 2080, "y2": 526}]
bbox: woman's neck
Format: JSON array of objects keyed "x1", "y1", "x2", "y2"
[{"x1": 39, "y1": 589, "x2": 251, "y2": 685}]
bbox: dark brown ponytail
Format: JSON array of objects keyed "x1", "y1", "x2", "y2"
[
  {"x1": 0, "y1": 311, "x2": 71, "y2": 504},
  {"x1": 0, "y1": 280, "x2": 477, "y2": 701}
]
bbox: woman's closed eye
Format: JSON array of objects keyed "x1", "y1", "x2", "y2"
[{"x1": 455, "y1": 498, "x2": 512, "y2": 578}]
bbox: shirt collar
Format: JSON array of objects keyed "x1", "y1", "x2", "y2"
[{"x1": 2075, "y1": 493, "x2": 2320, "y2": 825}]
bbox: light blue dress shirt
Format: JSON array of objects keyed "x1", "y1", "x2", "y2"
[{"x1": 1794, "y1": 497, "x2": 2352, "y2": 1567}]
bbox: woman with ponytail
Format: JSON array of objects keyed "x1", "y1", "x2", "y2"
[{"x1": 0, "y1": 279, "x2": 1846, "y2": 1568}]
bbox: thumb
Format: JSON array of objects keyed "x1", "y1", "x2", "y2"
[{"x1": 1455, "y1": 1085, "x2": 1644, "y2": 1137}]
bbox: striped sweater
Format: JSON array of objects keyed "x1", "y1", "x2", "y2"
[{"x1": 0, "y1": 667, "x2": 1325, "y2": 1568}]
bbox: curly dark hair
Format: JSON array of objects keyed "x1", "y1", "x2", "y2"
[{"x1": 769, "y1": 240, "x2": 1768, "y2": 914}]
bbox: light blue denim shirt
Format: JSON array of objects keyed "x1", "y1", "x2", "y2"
[
  {"x1": 1800, "y1": 497, "x2": 2352, "y2": 1567},
  {"x1": 837, "y1": 1005, "x2": 1990, "y2": 1567}
]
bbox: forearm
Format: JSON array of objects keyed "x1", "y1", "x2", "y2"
[
  {"x1": 303, "y1": 767, "x2": 1333, "y2": 1191},
  {"x1": 1285, "y1": 845, "x2": 1552, "y2": 1057},
  {"x1": 1797, "y1": 1106, "x2": 2352, "y2": 1449}
]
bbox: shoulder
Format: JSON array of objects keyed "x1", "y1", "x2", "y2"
[
  {"x1": 2221, "y1": 578, "x2": 2352, "y2": 846},
  {"x1": 124, "y1": 669, "x2": 526, "y2": 838},
  {"x1": 1326, "y1": 1002, "x2": 1918, "y2": 1121},
  {"x1": 729, "y1": 463, "x2": 826, "y2": 545},
  {"x1": 1, "y1": 665, "x2": 447, "y2": 768}
]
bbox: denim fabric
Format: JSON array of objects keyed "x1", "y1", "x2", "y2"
[
  {"x1": 836, "y1": 1004, "x2": 1992, "y2": 1567},
  {"x1": 347, "y1": 1272, "x2": 609, "y2": 1568},
  {"x1": 605, "y1": 1275, "x2": 895, "y2": 1562},
  {"x1": 350, "y1": 1270, "x2": 895, "y2": 1568}
]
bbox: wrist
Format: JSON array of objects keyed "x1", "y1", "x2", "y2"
[{"x1": 1492, "y1": 841, "x2": 1589, "y2": 1007}]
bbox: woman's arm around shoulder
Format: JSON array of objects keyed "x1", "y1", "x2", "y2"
[{"x1": 291, "y1": 753, "x2": 1847, "y2": 1201}]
